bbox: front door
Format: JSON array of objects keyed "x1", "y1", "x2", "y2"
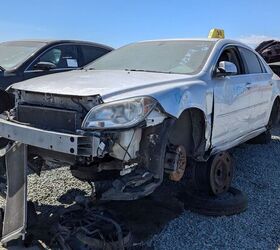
[{"x1": 211, "y1": 47, "x2": 257, "y2": 147}]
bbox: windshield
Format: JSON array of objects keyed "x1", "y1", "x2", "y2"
[
  {"x1": 86, "y1": 40, "x2": 215, "y2": 74},
  {"x1": 0, "y1": 41, "x2": 46, "y2": 70}
]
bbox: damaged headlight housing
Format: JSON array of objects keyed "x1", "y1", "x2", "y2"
[{"x1": 82, "y1": 97, "x2": 157, "y2": 130}]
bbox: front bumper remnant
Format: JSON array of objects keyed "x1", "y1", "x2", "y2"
[
  {"x1": 1, "y1": 143, "x2": 27, "y2": 244},
  {"x1": 0, "y1": 118, "x2": 96, "y2": 156},
  {"x1": 0, "y1": 117, "x2": 98, "y2": 244}
]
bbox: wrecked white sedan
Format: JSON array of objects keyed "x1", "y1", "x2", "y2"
[{"x1": 0, "y1": 37, "x2": 279, "y2": 242}]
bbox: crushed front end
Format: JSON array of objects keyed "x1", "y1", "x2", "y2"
[{"x1": 0, "y1": 89, "x2": 173, "y2": 242}]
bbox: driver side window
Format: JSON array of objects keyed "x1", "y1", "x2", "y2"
[
  {"x1": 31, "y1": 45, "x2": 79, "y2": 70},
  {"x1": 217, "y1": 48, "x2": 243, "y2": 75}
]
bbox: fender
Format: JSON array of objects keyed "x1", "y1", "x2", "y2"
[{"x1": 152, "y1": 81, "x2": 213, "y2": 153}]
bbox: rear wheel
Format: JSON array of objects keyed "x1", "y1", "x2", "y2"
[
  {"x1": 248, "y1": 98, "x2": 279, "y2": 145},
  {"x1": 247, "y1": 130, "x2": 271, "y2": 145}
]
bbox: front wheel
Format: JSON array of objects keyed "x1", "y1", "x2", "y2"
[{"x1": 190, "y1": 151, "x2": 234, "y2": 196}]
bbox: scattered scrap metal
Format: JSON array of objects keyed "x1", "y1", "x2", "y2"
[{"x1": 50, "y1": 201, "x2": 131, "y2": 250}]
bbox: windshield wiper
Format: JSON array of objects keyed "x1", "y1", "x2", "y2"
[
  {"x1": 124, "y1": 69, "x2": 172, "y2": 74},
  {"x1": 82, "y1": 68, "x2": 172, "y2": 73},
  {"x1": 0, "y1": 65, "x2": 5, "y2": 71}
]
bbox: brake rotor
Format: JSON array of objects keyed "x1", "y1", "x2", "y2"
[
  {"x1": 209, "y1": 151, "x2": 233, "y2": 195},
  {"x1": 169, "y1": 145, "x2": 187, "y2": 182}
]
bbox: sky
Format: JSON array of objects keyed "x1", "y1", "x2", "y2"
[{"x1": 0, "y1": 0, "x2": 279, "y2": 48}]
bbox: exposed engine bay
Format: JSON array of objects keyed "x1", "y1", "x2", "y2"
[{"x1": 2, "y1": 90, "x2": 178, "y2": 202}]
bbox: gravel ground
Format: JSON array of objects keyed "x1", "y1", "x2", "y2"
[
  {"x1": 151, "y1": 128, "x2": 280, "y2": 250},
  {"x1": 0, "y1": 129, "x2": 279, "y2": 249}
]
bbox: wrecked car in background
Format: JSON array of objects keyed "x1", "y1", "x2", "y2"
[
  {"x1": 256, "y1": 40, "x2": 280, "y2": 77},
  {"x1": 0, "y1": 35, "x2": 280, "y2": 243}
]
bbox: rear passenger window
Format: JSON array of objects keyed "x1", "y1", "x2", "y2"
[
  {"x1": 238, "y1": 47, "x2": 263, "y2": 74},
  {"x1": 81, "y1": 46, "x2": 110, "y2": 65}
]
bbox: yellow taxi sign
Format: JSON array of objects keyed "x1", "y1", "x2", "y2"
[{"x1": 208, "y1": 28, "x2": 225, "y2": 39}]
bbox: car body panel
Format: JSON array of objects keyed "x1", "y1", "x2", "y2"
[
  {"x1": 9, "y1": 39, "x2": 280, "y2": 152},
  {"x1": 11, "y1": 69, "x2": 210, "y2": 112},
  {"x1": 11, "y1": 70, "x2": 214, "y2": 150}
]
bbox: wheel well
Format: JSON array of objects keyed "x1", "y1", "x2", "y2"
[
  {"x1": 167, "y1": 108, "x2": 206, "y2": 158},
  {"x1": 270, "y1": 96, "x2": 280, "y2": 127}
]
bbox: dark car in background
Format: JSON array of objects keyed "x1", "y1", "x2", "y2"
[
  {"x1": 256, "y1": 40, "x2": 280, "y2": 77},
  {"x1": 0, "y1": 39, "x2": 113, "y2": 90}
]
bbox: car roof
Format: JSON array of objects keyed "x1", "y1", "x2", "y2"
[
  {"x1": 138, "y1": 38, "x2": 245, "y2": 44},
  {"x1": 0, "y1": 39, "x2": 114, "y2": 50},
  {"x1": 136, "y1": 38, "x2": 253, "y2": 50},
  {"x1": 139, "y1": 38, "x2": 220, "y2": 42}
]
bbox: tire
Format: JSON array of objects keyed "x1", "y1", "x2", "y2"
[
  {"x1": 190, "y1": 152, "x2": 234, "y2": 195},
  {"x1": 182, "y1": 187, "x2": 248, "y2": 216},
  {"x1": 247, "y1": 130, "x2": 271, "y2": 145},
  {"x1": 248, "y1": 98, "x2": 279, "y2": 145}
]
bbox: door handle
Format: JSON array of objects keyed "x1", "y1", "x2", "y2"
[{"x1": 246, "y1": 82, "x2": 252, "y2": 89}]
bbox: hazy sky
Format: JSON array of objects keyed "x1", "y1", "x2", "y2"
[{"x1": 1, "y1": 0, "x2": 279, "y2": 48}]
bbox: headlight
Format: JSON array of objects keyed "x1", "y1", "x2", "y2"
[{"x1": 82, "y1": 97, "x2": 157, "y2": 130}]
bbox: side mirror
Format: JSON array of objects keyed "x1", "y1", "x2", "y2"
[
  {"x1": 33, "y1": 61, "x2": 56, "y2": 71},
  {"x1": 215, "y1": 61, "x2": 237, "y2": 77}
]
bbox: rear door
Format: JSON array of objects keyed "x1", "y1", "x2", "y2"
[{"x1": 238, "y1": 47, "x2": 273, "y2": 128}]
